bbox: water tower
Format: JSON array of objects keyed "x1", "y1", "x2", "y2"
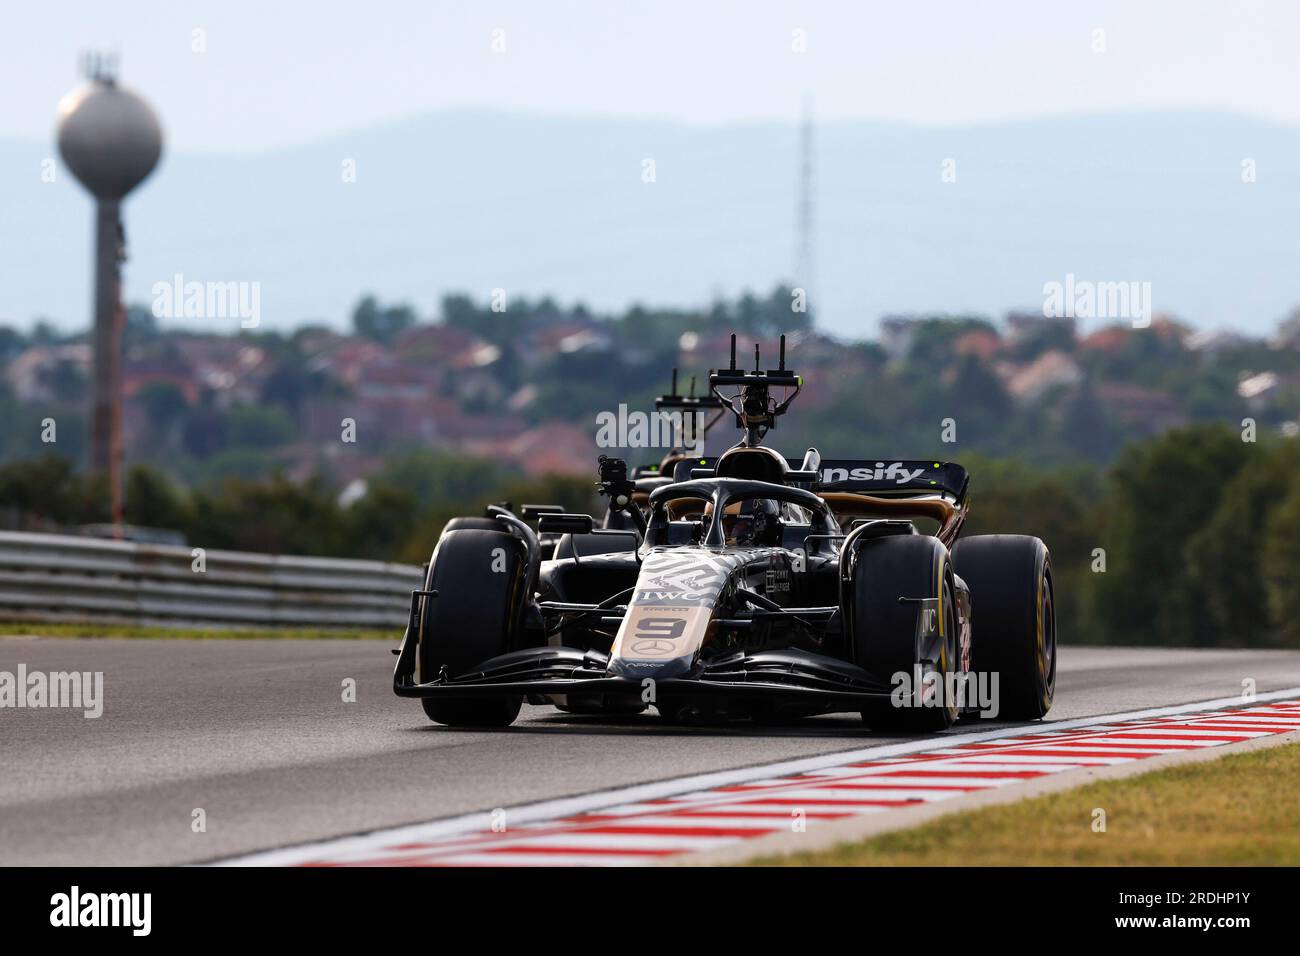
[{"x1": 56, "y1": 53, "x2": 163, "y2": 530}]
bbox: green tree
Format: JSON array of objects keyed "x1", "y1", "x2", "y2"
[
  {"x1": 497, "y1": 473, "x2": 600, "y2": 517},
  {"x1": 351, "y1": 294, "x2": 417, "y2": 343},
  {"x1": 378, "y1": 449, "x2": 501, "y2": 511},
  {"x1": 226, "y1": 404, "x2": 296, "y2": 449},
  {"x1": 0, "y1": 455, "x2": 106, "y2": 527},
  {"x1": 343, "y1": 481, "x2": 418, "y2": 560},
  {"x1": 959, "y1": 455, "x2": 1103, "y2": 644},
  {"x1": 1183, "y1": 443, "x2": 1300, "y2": 645},
  {"x1": 124, "y1": 465, "x2": 193, "y2": 532},
  {"x1": 134, "y1": 381, "x2": 189, "y2": 432},
  {"x1": 1262, "y1": 483, "x2": 1300, "y2": 647},
  {"x1": 1092, "y1": 425, "x2": 1251, "y2": 645},
  {"x1": 441, "y1": 293, "x2": 515, "y2": 347},
  {"x1": 189, "y1": 475, "x2": 344, "y2": 555}
]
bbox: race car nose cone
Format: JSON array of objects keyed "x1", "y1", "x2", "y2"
[{"x1": 606, "y1": 654, "x2": 693, "y2": 682}]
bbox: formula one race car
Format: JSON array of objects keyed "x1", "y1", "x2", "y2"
[{"x1": 393, "y1": 335, "x2": 1056, "y2": 732}]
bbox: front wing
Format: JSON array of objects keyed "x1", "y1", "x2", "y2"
[{"x1": 392, "y1": 591, "x2": 896, "y2": 711}]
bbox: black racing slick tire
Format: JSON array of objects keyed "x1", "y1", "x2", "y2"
[
  {"x1": 851, "y1": 534, "x2": 960, "y2": 733},
  {"x1": 441, "y1": 516, "x2": 505, "y2": 533},
  {"x1": 952, "y1": 534, "x2": 1056, "y2": 721},
  {"x1": 418, "y1": 528, "x2": 523, "y2": 728}
]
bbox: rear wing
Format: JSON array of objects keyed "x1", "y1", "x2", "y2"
[
  {"x1": 673, "y1": 456, "x2": 969, "y2": 502},
  {"x1": 816, "y1": 459, "x2": 969, "y2": 501}
]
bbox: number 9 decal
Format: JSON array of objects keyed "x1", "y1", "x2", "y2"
[{"x1": 635, "y1": 617, "x2": 686, "y2": 640}]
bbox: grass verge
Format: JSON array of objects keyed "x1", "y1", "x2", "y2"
[
  {"x1": 0, "y1": 620, "x2": 394, "y2": 640},
  {"x1": 753, "y1": 739, "x2": 1300, "y2": 866}
]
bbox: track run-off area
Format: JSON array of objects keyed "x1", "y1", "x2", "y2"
[{"x1": 226, "y1": 694, "x2": 1300, "y2": 865}]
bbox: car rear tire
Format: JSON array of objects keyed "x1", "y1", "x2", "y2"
[
  {"x1": 951, "y1": 534, "x2": 1055, "y2": 721},
  {"x1": 418, "y1": 528, "x2": 524, "y2": 727},
  {"x1": 851, "y1": 534, "x2": 959, "y2": 733}
]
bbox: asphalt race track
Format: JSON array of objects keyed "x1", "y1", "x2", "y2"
[{"x1": 3, "y1": 637, "x2": 1299, "y2": 865}]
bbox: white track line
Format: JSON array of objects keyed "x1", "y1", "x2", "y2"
[{"x1": 217, "y1": 687, "x2": 1300, "y2": 866}]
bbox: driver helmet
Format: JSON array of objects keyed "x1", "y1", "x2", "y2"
[{"x1": 716, "y1": 498, "x2": 783, "y2": 547}]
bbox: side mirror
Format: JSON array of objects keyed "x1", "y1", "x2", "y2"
[
  {"x1": 538, "y1": 513, "x2": 595, "y2": 535},
  {"x1": 521, "y1": 503, "x2": 565, "y2": 520},
  {"x1": 787, "y1": 447, "x2": 821, "y2": 484}
]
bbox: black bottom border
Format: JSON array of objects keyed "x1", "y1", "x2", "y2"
[{"x1": 0, "y1": 865, "x2": 1283, "y2": 941}]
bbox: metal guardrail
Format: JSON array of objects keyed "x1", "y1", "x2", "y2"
[{"x1": 0, "y1": 530, "x2": 422, "y2": 630}]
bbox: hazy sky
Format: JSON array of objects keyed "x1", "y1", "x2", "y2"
[{"x1": 3, "y1": 0, "x2": 1298, "y2": 151}]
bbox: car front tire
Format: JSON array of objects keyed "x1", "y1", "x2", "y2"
[
  {"x1": 418, "y1": 528, "x2": 524, "y2": 728},
  {"x1": 851, "y1": 534, "x2": 960, "y2": 733}
]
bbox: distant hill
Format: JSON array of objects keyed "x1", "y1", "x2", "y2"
[{"x1": 3, "y1": 109, "x2": 1298, "y2": 339}]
